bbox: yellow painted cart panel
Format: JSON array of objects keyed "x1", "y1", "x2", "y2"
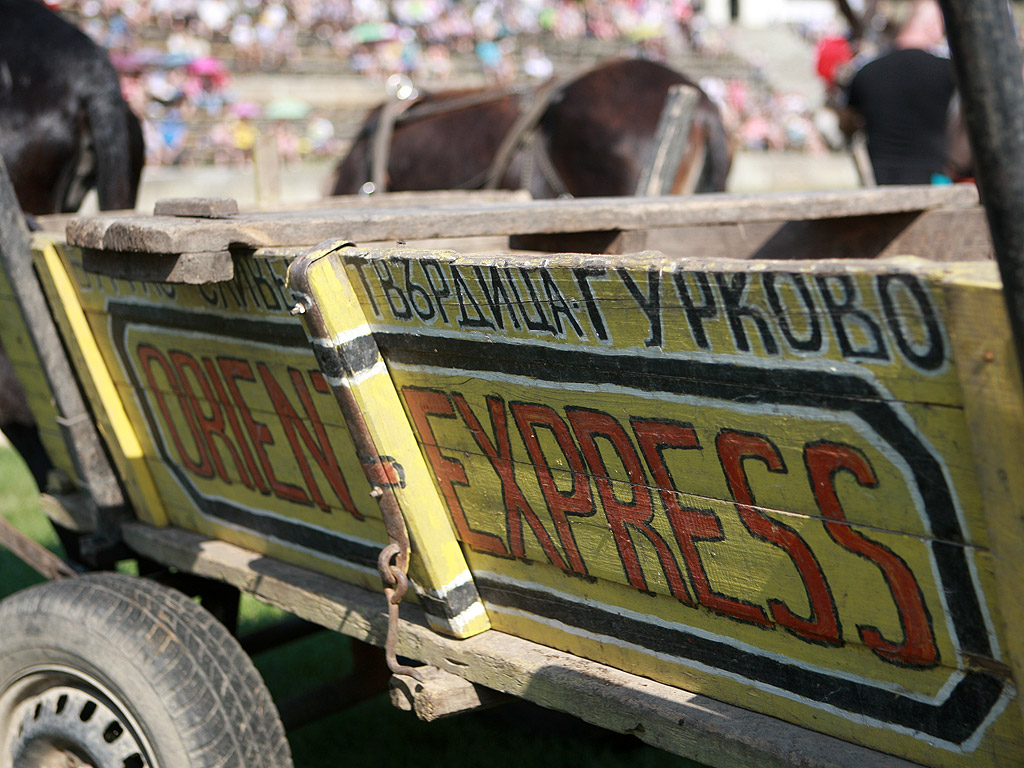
[{"x1": 298, "y1": 244, "x2": 1021, "y2": 768}]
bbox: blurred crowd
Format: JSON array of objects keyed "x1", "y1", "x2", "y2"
[
  {"x1": 50, "y1": 0, "x2": 835, "y2": 167},
  {"x1": 62, "y1": 0, "x2": 716, "y2": 70}
]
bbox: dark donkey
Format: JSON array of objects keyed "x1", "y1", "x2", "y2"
[
  {"x1": 329, "y1": 58, "x2": 731, "y2": 198},
  {"x1": 0, "y1": 0, "x2": 144, "y2": 491},
  {"x1": 0, "y1": 0, "x2": 144, "y2": 215}
]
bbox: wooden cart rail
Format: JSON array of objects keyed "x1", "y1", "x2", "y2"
[
  {"x1": 3, "y1": 2, "x2": 1024, "y2": 767},
  {"x1": 121, "y1": 520, "x2": 917, "y2": 768},
  {"x1": 70, "y1": 185, "x2": 989, "y2": 285},
  {"x1": 4, "y1": 179, "x2": 1016, "y2": 768}
]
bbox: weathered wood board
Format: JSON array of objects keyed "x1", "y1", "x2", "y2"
[
  {"x1": 123, "y1": 520, "x2": 924, "y2": 768},
  {"x1": 6, "y1": 189, "x2": 1021, "y2": 766},
  {"x1": 290, "y1": 243, "x2": 1023, "y2": 767},
  {"x1": 0, "y1": 240, "x2": 77, "y2": 487},
  {"x1": 26, "y1": 236, "x2": 484, "y2": 637},
  {"x1": 67, "y1": 186, "x2": 984, "y2": 277}
]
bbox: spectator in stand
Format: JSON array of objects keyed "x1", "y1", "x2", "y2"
[
  {"x1": 838, "y1": 0, "x2": 957, "y2": 184},
  {"x1": 229, "y1": 14, "x2": 260, "y2": 70},
  {"x1": 50, "y1": 0, "x2": 834, "y2": 168},
  {"x1": 229, "y1": 114, "x2": 257, "y2": 164}
]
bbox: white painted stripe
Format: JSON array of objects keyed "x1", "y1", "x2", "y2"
[
  {"x1": 325, "y1": 360, "x2": 389, "y2": 389},
  {"x1": 429, "y1": 599, "x2": 489, "y2": 635},
  {"x1": 475, "y1": 570, "x2": 960, "y2": 705},
  {"x1": 332, "y1": 323, "x2": 374, "y2": 348},
  {"x1": 309, "y1": 323, "x2": 374, "y2": 349},
  {"x1": 484, "y1": 600, "x2": 1013, "y2": 753},
  {"x1": 415, "y1": 568, "x2": 475, "y2": 599}
]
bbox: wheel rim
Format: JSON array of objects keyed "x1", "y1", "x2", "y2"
[{"x1": 0, "y1": 666, "x2": 159, "y2": 768}]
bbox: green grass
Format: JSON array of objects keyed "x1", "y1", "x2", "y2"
[
  {"x1": 0, "y1": 444, "x2": 59, "y2": 592},
  {"x1": 0, "y1": 444, "x2": 699, "y2": 767}
]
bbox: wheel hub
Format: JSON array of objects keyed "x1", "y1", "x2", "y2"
[{"x1": 1, "y1": 672, "x2": 154, "y2": 768}]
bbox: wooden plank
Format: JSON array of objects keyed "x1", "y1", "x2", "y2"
[
  {"x1": 389, "y1": 666, "x2": 510, "y2": 721},
  {"x1": 121, "y1": 521, "x2": 919, "y2": 768},
  {"x1": 153, "y1": 197, "x2": 240, "y2": 218},
  {"x1": 741, "y1": 210, "x2": 990, "y2": 262},
  {"x1": 39, "y1": 491, "x2": 97, "y2": 533},
  {"x1": 119, "y1": 207, "x2": 991, "y2": 274},
  {"x1": 636, "y1": 84, "x2": 701, "y2": 196},
  {"x1": 879, "y1": 207, "x2": 993, "y2": 261},
  {"x1": 944, "y1": 269, "x2": 1024, "y2": 728},
  {"x1": 33, "y1": 239, "x2": 169, "y2": 526},
  {"x1": 509, "y1": 229, "x2": 648, "y2": 255},
  {"x1": 330, "y1": 246, "x2": 1019, "y2": 766},
  {"x1": 127, "y1": 191, "x2": 532, "y2": 222},
  {"x1": 289, "y1": 242, "x2": 491, "y2": 638},
  {"x1": 0, "y1": 512, "x2": 75, "y2": 579},
  {"x1": 514, "y1": 207, "x2": 991, "y2": 263},
  {"x1": 65, "y1": 186, "x2": 980, "y2": 256},
  {"x1": 0, "y1": 159, "x2": 126, "y2": 517},
  {"x1": 82, "y1": 248, "x2": 234, "y2": 284}
]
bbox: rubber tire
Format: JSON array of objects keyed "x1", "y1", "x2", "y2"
[{"x1": 0, "y1": 572, "x2": 293, "y2": 768}]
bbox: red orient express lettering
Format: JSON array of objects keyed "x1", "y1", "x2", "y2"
[
  {"x1": 804, "y1": 441, "x2": 938, "y2": 666},
  {"x1": 567, "y1": 408, "x2": 690, "y2": 600},
  {"x1": 138, "y1": 346, "x2": 212, "y2": 477},
  {"x1": 217, "y1": 357, "x2": 308, "y2": 505},
  {"x1": 202, "y1": 357, "x2": 263, "y2": 491},
  {"x1": 510, "y1": 402, "x2": 594, "y2": 575},
  {"x1": 717, "y1": 430, "x2": 841, "y2": 645},
  {"x1": 453, "y1": 394, "x2": 568, "y2": 569},
  {"x1": 632, "y1": 418, "x2": 772, "y2": 625},
  {"x1": 404, "y1": 387, "x2": 508, "y2": 556},
  {"x1": 259, "y1": 364, "x2": 359, "y2": 518},
  {"x1": 168, "y1": 351, "x2": 222, "y2": 479},
  {"x1": 140, "y1": 347, "x2": 366, "y2": 515}
]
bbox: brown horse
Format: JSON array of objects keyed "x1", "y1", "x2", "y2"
[{"x1": 328, "y1": 58, "x2": 731, "y2": 198}]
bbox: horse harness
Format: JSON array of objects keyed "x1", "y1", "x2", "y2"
[{"x1": 365, "y1": 75, "x2": 575, "y2": 197}]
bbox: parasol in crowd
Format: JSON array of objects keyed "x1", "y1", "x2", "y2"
[
  {"x1": 348, "y1": 21, "x2": 399, "y2": 44},
  {"x1": 263, "y1": 97, "x2": 313, "y2": 120},
  {"x1": 231, "y1": 101, "x2": 262, "y2": 119}
]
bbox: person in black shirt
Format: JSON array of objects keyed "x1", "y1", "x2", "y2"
[{"x1": 840, "y1": 0, "x2": 958, "y2": 185}]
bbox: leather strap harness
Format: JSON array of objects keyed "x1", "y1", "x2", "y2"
[{"x1": 364, "y1": 74, "x2": 575, "y2": 197}]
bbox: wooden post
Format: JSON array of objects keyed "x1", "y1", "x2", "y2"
[
  {"x1": 939, "y1": 0, "x2": 1024, "y2": 730},
  {"x1": 635, "y1": 84, "x2": 701, "y2": 196},
  {"x1": 0, "y1": 155, "x2": 127, "y2": 527},
  {"x1": 254, "y1": 129, "x2": 281, "y2": 206},
  {"x1": 850, "y1": 132, "x2": 876, "y2": 187},
  {"x1": 390, "y1": 666, "x2": 509, "y2": 721},
  {"x1": 0, "y1": 514, "x2": 75, "y2": 579}
]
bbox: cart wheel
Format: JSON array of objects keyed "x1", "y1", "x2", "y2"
[{"x1": 0, "y1": 572, "x2": 293, "y2": 768}]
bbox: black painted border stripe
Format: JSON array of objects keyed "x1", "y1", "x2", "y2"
[
  {"x1": 101, "y1": 302, "x2": 1007, "y2": 738},
  {"x1": 417, "y1": 579, "x2": 484, "y2": 620},
  {"x1": 476, "y1": 575, "x2": 1005, "y2": 745},
  {"x1": 313, "y1": 334, "x2": 382, "y2": 380},
  {"x1": 109, "y1": 301, "x2": 310, "y2": 348},
  {"x1": 104, "y1": 306, "x2": 473, "y2": 622},
  {"x1": 378, "y1": 331, "x2": 990, "y2": 657},
  {"x1": 377, "y1": 332, "x2": 1008, "y2": 742},
  {"x1": 177, "y1": 469, "x2": 383, "y2": 569}
]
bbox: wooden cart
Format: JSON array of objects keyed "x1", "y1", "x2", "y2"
[
  {"x1": 4, "y1": 2, "x2": 1024, "y2": 766},
  {"x1": 2, "y1": 178, "x2": 1021, "y2": 768}
]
